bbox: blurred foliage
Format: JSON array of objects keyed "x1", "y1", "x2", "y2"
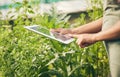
[{"x1": 0, "y1": 0, "x2": 109, "y2": 77}]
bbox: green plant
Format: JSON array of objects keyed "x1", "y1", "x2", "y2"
[{"x1": 0, "y1": 0, "x2": 109, "y2": 77}]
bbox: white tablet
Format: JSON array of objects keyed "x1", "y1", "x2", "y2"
[{"x1": 24, "y1": 25, "x2": 74, "y2": 44}]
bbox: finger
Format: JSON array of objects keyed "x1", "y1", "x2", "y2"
[
  {"x1": 60, "y1": 31, "x2": 67, "y2": 35},
  {"x1": 50, "y1": 28, "x2": 62, "y2": 33},
  {"x1": 77, "y1": 40, "x2": 87, "y2": 48},
  {"x1": 80, "y1": 43, "x2": 88, "y2": 48},
  {"x1": 76, "y1": 38, "x2": 82, "y2": 46},
  {"x1": 82, "y1": 43, "x2": 89, "y2": 48},
  {"x1": 79, "y1": 40, "x2": 88, "y2": 48},
  {"x1": 76, "y1": 39, "x2": 80, "y2": 45},
  {"x1": 80, "y1": 42, "x2": 85, "y2": 48},
  {"x1": 68, "y1": 34, "x2": 79, "y2": 38}
]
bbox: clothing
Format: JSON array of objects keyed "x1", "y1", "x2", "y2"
[{"x1": 102, "y1": 0, "x2": 120, "y2": 77}]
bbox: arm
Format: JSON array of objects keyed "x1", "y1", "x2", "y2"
[
  {"x1": 70, "y1": 20, "x2": 120, "y2": 48},
  {"x1": 51, "y1": 18, "x2": 103, "y2": 34},
  {"x1": 95, "y1": 21, "x2": 120, "y2": 41},
  {"x1": 72, "y1": 18, "x2": 103, "y2": 34}
]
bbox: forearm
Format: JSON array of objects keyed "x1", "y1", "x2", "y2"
[
  {"x1": 72, "y1": 18, "x2": 103, "y2": 34},
  {"x1": 95, "y1": 21, "x2": 120, "y2": 41}
]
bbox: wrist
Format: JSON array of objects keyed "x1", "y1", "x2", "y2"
[{"x1": 93, "y1": 32, "x2": 103, "y2": 42}]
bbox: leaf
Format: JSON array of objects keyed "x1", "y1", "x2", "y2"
[
  {"x1": 27, "y1": 9, "x2": 34, "y2": 14},
  {"x1": 45, "y1": 53, "x2": 59, "y2": 66},
  {"x1": 68, "y1": 65, "x2": 81, "y2": 77},
  {"x1": 50, "y1": 40, "x2": 63, "y2": 52},
  {"x1": 39, "y1": 70, "x2": 63, "y2": 77},
  {"x1": 63, "y1": 15, "x2": 71, "y2": 23},
  {"x1": 15, "y1": 2, "x2": 22, "y2": 5},
  {"x1": 58, "y1": 14, "x2": 67, "y2": 20}
]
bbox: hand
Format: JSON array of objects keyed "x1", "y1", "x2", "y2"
[
  {"x1": 50, "y1": 28, "x2": 73, "y2": 35},
  {"x1": 69, "y1": 34, "x2": 97, "y2": 48}
]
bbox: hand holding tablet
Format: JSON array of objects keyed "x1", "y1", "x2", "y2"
[{"x1": 24, "y1": 25, "x2": 74, "y2": 44}]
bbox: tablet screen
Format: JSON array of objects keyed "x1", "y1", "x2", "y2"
[
  {"x1": 24, "y1": 25, "x2": 74, "y2": 44},
  {"x1": 36, "y1": 26, "x2": 50, "y2": 35},
  {"x1": 50, "y1": 31, "x2": 72, "y2": 41}
]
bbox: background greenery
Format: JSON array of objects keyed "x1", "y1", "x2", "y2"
[{"x1": 0, "y1": 0, "x2": 109, "y2": 77}]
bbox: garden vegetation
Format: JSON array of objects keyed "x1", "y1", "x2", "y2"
[{"x1": 0, "y1": 0, "x2": 109, "y2": 77}]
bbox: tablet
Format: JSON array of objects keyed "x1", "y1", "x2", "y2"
[{"x1": 24, "y1": 25, "x2": 74, "y2": 44}]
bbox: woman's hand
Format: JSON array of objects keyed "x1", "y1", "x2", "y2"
[
  {"x1": 50, "y1": 28, "x2": 73, "y2": 35},
  {"x1": 69, "y1": 34, "x2": 97, "y2": 48}
]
